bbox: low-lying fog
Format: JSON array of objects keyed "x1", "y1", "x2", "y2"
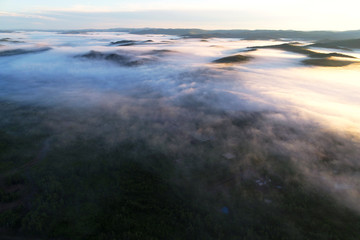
[
  {"x1": 1, "y1": 31, "x2": 359, "y2": 213},
  {"x1": 1, "y1": 32, "x2": 359, "y2": 133}
]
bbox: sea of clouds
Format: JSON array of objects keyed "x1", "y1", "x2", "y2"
[{"x1": 0, "y1": 31, "x2": 359, "y2": 212}]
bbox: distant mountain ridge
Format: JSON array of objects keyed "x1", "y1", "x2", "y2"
[
  {"x1": 4, "y1": 28, "x2": 360, "y2": 41},
  {"x1": 112, "y1": 28, "x2": 360, "y2": 41},
  {"x1": 309, "y1": 38, "x2": 360, "y2": 50},
  {"x1": 129, "y1": 28, "x2": 360, "y2": 41}
]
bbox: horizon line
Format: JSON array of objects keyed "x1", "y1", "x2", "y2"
[{"x1": 2, "y1": 27, "x2": 360, "y2": 32}]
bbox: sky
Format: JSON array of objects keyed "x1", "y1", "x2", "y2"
[{"x1": 0, "y1": 0, "x2": 359, "y2": 30}]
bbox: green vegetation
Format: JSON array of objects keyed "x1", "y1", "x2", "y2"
[
  {"x1": 302, "y1": 58, "x2": 359, "y2": 67},
  {"x1": 78, "y1": 50, "x2": 147, "y2": 66},
  {"x1": 110, "y1": 40, "x2": 153, "y2": 46},
  {"x1": 250, "y1": 43, "x2": 359, "y2": 67},
  {"x1": 130, "y1": 28, "x2": 360, "y2": 41},
  {"x1": 250, "y1": 43, "x2": 356, "y2": 59},
  {"x1": 309, "y1": 38, "x2": 360, "y2": 50},
  {"x1": 11, "y1": 28, "x2": 360, "y2": 41},
  {"x1": 110, "y1": 40, "x2": 137, "y2": 46},
  {"x1": 212, "y1": 54, "x2": 252, "y2": 64},
  {"x1": 0, "y1": 101, "x2": 360, "y2": 239}
]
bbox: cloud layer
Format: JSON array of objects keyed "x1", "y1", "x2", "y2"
[{"x1": 0, "y1": 31, "x2": 359, "y2": 215}]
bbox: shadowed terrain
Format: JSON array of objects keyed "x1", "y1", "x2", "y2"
[
  {"x1": 0, "y1": 31, "x2": 359, "y2": 240},
  {"x1": 309, "y1": 39, "x2": 360, "y2": 50},
  {"x1": 302, "y1": 58, "x2": 359, "y2": 67},
  {"x1": 0, "y1": 48, "x2": 51, "y2": 57},
  {"x1": 212, "y1": 54, "x2": 252, "y2": 64},
  {"x1": 77, "y1": 50, "x2": 153, "y2": 66},
  {"x1": 249, "y1": 43, "x2": 359, "y2": 67},
  {"x1": 110, "y1": 40, "x2": 154, "y2": 46},
  {"x1": 249, "y1": 43, "x2": 356, "y2": 59}
]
